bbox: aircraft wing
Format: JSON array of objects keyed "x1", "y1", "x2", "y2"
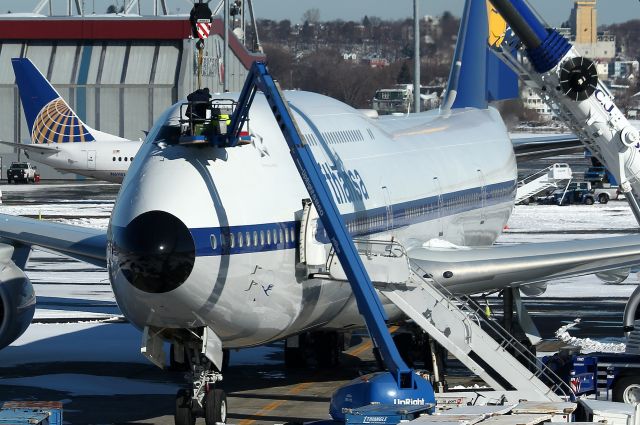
[
  {"x1": 510, "y1": 134, "x2": 583, "y2": 160},
  {"x1": 409, "y1": 236, "x2": 640, "y2": 295},
  {"x1": 0, "y1": 214, "x2": 106, "y2": 268},
  {"x1": 0, "y1": 140, "x2": 59, "y2": 153}
]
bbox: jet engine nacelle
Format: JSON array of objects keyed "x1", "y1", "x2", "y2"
[
  {"x1": 0, "y1": 245, "x2": 35, "y2": 350},
  {"x1": 595, "y1": 268, "x2": 631, "y2": 285},
  {"x1": 519, "y1": 281, "x2": 547, "y2": 297}
]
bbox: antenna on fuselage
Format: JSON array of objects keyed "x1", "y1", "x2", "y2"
[{"x1": 189, "y1": 1, "x2": 213, "y2": 89}]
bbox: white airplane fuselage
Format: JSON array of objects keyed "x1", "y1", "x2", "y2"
[
  {"x1": 107, "y1": 91, "x2": 517, "y2": 348},
  {"x1": 24, "y1": 140, "x2": 142, "y2": 183}
]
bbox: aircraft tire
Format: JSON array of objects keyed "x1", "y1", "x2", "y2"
[
  {"x1": 613, "y1": 375, "x2": 640, "y2": 404},
  {"x1": 204, "y1": 388, "x2": 227, "y2": 424},
  {"x1": 175, "y1": 389, "x2": 195, "y2": 425}
]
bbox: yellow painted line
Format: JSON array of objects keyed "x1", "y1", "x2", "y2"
[
  {"x1": 346, "y1": 326, "x2": 400, "y2": 357},
  {"x1": 237, "y1": 381, "x2": 313, "y2": 425},
  {"x1": 238, "y1": 326, "x2": 401, "y2": 424}
]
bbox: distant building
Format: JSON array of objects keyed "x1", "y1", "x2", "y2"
[
  {"x1": 342, "y1": 52, "x2": 358, "y2": 62},
  {"x1": 362, "y1": 56, "x2": 389, "y2": 68},
  {"x1": 522, "y1": 88, "x2": 554, "y2": 121},
  {"x1": 372, "y1": 84, "x2": 442, "y2": 115},
  {"x1": 569, "y1": 1, "x2": 615, "y2": 61},
  {"x1": 571, "y1": 1, "x2": 597, "y2": 44},
  {"x1": 610, "y1": 60, "x2": 640, "y2": 80}
]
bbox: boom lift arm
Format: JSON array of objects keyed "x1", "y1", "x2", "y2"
[{"x1": 228, "y1": 62, "x2": 420, "y2": 387}]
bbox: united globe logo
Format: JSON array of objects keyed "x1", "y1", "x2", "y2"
[{"x1": 32, "y1": 98, "x2": 94, "y2": 144}]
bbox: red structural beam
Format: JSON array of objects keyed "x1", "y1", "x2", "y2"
[{"x1": 0, "y1": 17, "x2": 263, "y2": 68}]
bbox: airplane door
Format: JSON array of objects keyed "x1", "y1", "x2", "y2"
[
  {"x1": 382, "y1": 185, "x2": 393, "y2": 233},
  {"x1": 433, "y1": 177, "x2": 443, "y2": 237},
  {"x1": 299, "y1": 199, "x2": 327, "y2": 270},
  {"x1": 87, "y1": 151, "x2": 96, "y2": 170},
  {"x1": 477, "y1": 169, "x2": 486, "y2": 224}
]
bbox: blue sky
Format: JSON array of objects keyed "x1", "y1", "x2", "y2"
[{"x1": 2, "y1": 1, "x2": 639, "y2": 26}]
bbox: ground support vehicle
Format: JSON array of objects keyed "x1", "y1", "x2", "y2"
[
  {"x1": 557, "y1": 353, "x2": 640, "y2": 404},
  {"x1": 7, "y1": 162, "x2": 37, "y2": 184},
  {"x1": 592, "y1": 185, "x2": 620, "y2": 204},
  {"x1": 538, "y1": 182, "x2": 595, "y2": 205}
]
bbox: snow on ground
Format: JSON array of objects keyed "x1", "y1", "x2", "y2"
[
  {"x1": 501, "y1": 203, "x2": 638, "y2": 240},
  {"x1": 556, "y1": 319, "x2": 626, "y2": 353},
  {"x1": 498, "y1": 201, "x2": 640, "y2": 299}
]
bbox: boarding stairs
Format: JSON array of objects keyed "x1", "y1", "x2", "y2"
[
  {"x1": 515, "y1": 163, "x2": 572, "y2": 205},
  {"x1": 319, "y1": 239, "x2": 573, "y2": 401}
]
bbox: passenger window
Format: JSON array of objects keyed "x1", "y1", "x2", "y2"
[
  {"x1": 253, "y1": 231, "x2": 258, "y2": 246},
  {"x1": 238, "y1": 232, "x2": 243, "y2": 247},
  {"x1": 245, "y1": 231, "x2": 251, "y2": 247},
  {"x1": 124, "y1": 157, "x2": 128, "y2": 162},
  {"x1": 230, "y1": 233, "x2": 235, "y2": 248},
  {"x1": 260, "y1": 230, "x2": 265, "y2": 245},
  {"x1": 130, "y1": 157, "x2": 134, "y2": 162},
  {"x1": 112, "y1": 156, "x2": 116, "y2": 161},
  {"x1": 284, "y1": 228, "x2": 289, "y2": 243},
  {"x1": 272, "y1": 229, "x2": 278, "y2": 244},
  {"x1": 290, "y1": 228, "x2": 295, "y2": 242},
  {"x1": 118, "y1": 157, "x2": 122, "y2": 161},
  {"x1": 267, "y1": 230, "x2": 271, "y2": 245},
  {"x1": 279, "y1": 229, "x2": 284, "y2": 245},
  {"x1": 210, "y1": 234, "x2": 217, "y2": 250},
  {"x1": 220, "y1": 233, "x2": 226, "y2": 248}
]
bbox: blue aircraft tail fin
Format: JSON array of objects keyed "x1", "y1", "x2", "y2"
[
  {"x1": 442, "y1": 0, "x2": 519, "y2": 110},
  {"x1": 12, "y1": 58, "x2": 95, "y2": 143}
]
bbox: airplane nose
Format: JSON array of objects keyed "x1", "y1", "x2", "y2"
[{"x1": 110, "y1": 210, "x2": 196, "y2": 293}]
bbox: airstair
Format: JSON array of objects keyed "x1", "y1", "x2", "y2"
[
  {"x1": 516, "y1": 163, "x2": 572, "y2": 205},
  {"x1": 321, "y1": 239, "x2": 573, "y2": 401}
]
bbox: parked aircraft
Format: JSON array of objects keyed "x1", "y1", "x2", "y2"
[
  {"x1": 2, "y1": 0, "x2": 640, "y2": 423},
  {"x1": 0, "y1": 60, "x2": 142, "y2": 183}
]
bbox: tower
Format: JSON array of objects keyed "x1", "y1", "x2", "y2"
[{"x1": 573, "y1": 0, "x2": 597, "y2": 44}]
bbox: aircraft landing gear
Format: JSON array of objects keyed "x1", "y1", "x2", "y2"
[
  {"x1": 284, "y1": 331, "x2": 343, "y2": 368},
  {"x1": 174, "y1": 351, "x2": 227, "y2": 425}
]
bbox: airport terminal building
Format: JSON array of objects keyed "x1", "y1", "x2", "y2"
[{"x1": 0, "y1": 15, "x2": 262, "y2": 178}]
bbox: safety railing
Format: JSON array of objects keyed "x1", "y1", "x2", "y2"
[{"x1": 410, "y1": 261, "x2": 575, "y2": 400}]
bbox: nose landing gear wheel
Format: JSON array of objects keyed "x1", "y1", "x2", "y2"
[{"x1": 205, "y1": 388, "x2": 227, "y2": 424}]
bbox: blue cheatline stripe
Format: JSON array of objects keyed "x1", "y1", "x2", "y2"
[
  {"x1": 76, "y1": 44, "x2": 93, "y2": 125},
  {"x1": 189, "y1": 179, "x2": 517, "y2": 257}
]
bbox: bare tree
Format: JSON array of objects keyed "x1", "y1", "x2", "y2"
[{"x1": 302, "y1": 8, "x2": 321, "y2": 24}]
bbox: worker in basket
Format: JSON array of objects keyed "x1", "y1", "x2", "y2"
[
  {"x1": 212, "y1": 107, "x2": 231, "y2": 135},
  {"x1": 186, "y1": 88, "x2": 211, "y2": 136}
]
